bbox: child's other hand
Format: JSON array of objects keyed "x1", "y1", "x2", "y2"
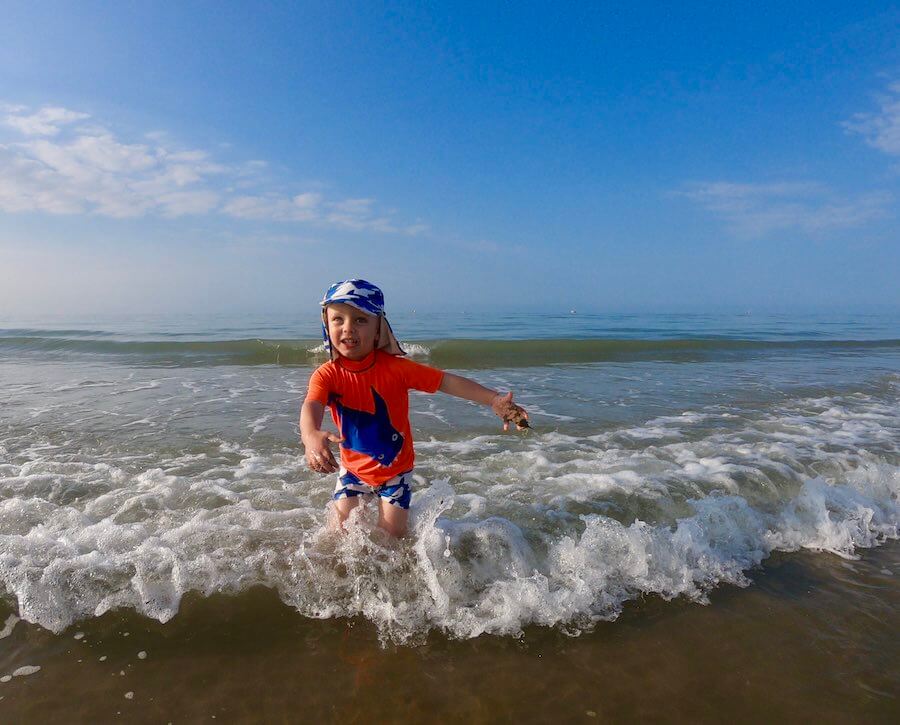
[
  {"x1": 303, "y1": 430, "x2": 343, "y2": 473},
  {"x1": 491, "y1": 392, "x2": 530, "y2": 431}
]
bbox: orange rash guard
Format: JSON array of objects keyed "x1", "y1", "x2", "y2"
[{"x1": 306, "y1": 349, "x2": 444, "y2": 486}]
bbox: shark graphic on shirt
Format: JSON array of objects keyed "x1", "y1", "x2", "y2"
[{"x1": 328, "y1": 387, "x2": 404, "y2": 466}]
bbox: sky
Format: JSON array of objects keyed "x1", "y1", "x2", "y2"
[{"x1": 1, "y1": 1, "x2": 899, "y2": 315}]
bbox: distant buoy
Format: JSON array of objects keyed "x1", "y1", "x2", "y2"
[{"x1": 570, "y1": 309, "x2": 577, "y2": 314}]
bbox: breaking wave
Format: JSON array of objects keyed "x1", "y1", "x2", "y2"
[
  {"x1": 1, "y1": 384, "x2": 897, "y2": 644},
  {"x1": 1, "y1": 335, "x2": 898, "y2": 368}
]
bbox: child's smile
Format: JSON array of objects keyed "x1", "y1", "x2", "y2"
[{"x1": 325, "y1": 302, "x2": 379, "y2": 361}]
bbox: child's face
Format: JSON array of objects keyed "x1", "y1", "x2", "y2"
[{"x1": 325, "y1": 303, "x2": 380, "y2": 360}]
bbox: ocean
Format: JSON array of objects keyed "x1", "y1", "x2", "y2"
[{"x1": 0, "y1": 311, "x2": 897, "y2": 721}]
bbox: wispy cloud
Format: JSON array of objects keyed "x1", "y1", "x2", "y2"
[
  {"x1": 0, "y1": 127, "x2": 225, "y2": 217},
  {"x1": 843, "y1": 80, "x2": 900, "y2": 157},
  {"x1": 675, "y1": 181, "x2": 891, "y2": 237},
  {"x1": 222, "y1": 193, "x2": 323, "y2": 222},
  {"x1": 2, "y1": 106, "x2": 89, "y2": 136},
  {"x1": 221, "y1": 192, "x2": 425, "y2": 233},
  {"x1": 0, "y1": 104, "x2": 425, "y2": 233}
]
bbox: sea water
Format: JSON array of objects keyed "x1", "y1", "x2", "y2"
[
  {"x1": 0, "y1": 312, "x2": 897, "y2": 718},
  {"x1": 0, "y1": 311, "x2": 900, "y2": 722}
]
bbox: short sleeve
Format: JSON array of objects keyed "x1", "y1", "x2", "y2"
[
  {"x1": 394, "y1": 356, "x2": 444, "y2": 393},
  {"x1": 306, "y1": 364, "x2": 333, "y2": 405}
]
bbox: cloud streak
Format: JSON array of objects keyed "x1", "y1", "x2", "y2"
[
  {"x1": 2, "y1": 106, "x2": 89, "y2": 136},
  {"x1": 677, "y1": 80, "x2": 900, "y2": 239},
  {"x1": 0, "y1": 104, "x2": 425, "y2": 233},
  {"x1": 0, "y1": 129, "x2": 224, "y2": 218},
  {"x1": 676, "y1": 181, "x2": 891, "y2": 237},
  {"x1": 220, "y1": 192, "x2": 425, "y2": 233},
  {"x1": 843, "y1": 81, "x2": 900, "y2": 157}
]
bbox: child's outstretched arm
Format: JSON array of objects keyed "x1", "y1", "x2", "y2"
[
  {"x1": 438, "y1": 372, "x2": 529, "y2": 430},
  {"x1": 300, "y1": 399, "x2": 343, "y2": 473}
]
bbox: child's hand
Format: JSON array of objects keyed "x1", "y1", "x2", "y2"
[
  {"x1": 303, "y1": 430, "x2": 343, "y2": 473},
  {"x1": 491, "y1": 392, "x2": 530, "y2": 431}
]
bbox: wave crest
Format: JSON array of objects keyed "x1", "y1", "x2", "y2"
[{"x1": 2, "y1": 467, "x2": 896, "y2": 643}]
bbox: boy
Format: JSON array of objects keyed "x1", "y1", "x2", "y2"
[{"x1": 300, "y1": 279, "x2": 528, "y2": 537}]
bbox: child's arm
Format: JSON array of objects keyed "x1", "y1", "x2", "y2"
[
  {"x1": 438, "y1": 372, "x2": 529, "y2": 430},
  {"x1": 300, "y1": 399, "x2": 342, "y2": 473}
]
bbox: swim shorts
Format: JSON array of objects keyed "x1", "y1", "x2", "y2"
[{"x1": 333, "y1": 468, "x2": 413, "y2": 509}]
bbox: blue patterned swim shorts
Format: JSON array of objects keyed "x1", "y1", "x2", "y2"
[{"x1": 333, "y1": 468, "x2": 413, "y2": 509}]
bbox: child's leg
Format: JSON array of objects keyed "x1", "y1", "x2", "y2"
[
  {"x1": 375, "y1": 472, "x2": 412, "y2": 537},
  {"x1": 332, "y1": 495, "x2": 360, "y2": 529},
  {"x1": 377, "y1": 499, "x2": 408, "y2": 538}
]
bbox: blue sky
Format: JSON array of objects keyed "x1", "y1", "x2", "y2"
[{"x1": 1, "y1": 1, "x2": 898, "y2": 315}]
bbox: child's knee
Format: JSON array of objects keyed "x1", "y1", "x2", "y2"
[
  {"x1": 332, "y1": 496, "x2": 360, "y2": 526},
  {"x1": 378, "y1": 501, "x2": 408, "y2": 537}
]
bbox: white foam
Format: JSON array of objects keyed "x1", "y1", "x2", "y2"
[
  {"x1": 0, "y1": 385, "x2": 896, "y2": 643},
  {"x1": 306, "y1": 342, "x2": 430, "y2": 357},
  {"x1": 0, "y1": 468, "x2": 895, "y2": 642},
  {"x1": 12, "y1": 665, "x2": 40, "y2": 677},
  {"x1": 120, "y1": 418, "x2": 156, "y2": 429},
  {"x1": 53, "y1": 381, "x2": 116, "y2": 392},
  {"x1": 279, "y1": 467, "x2": 898, "y2": 643},
  {"x1": 0, "y1": 614, "x2": 19, "y2": 639},
  {"x1": 403, "y1": 343, "x2": 431, "y2": 357}
]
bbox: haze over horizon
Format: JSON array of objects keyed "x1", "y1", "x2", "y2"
[{"x1": 1, "y1": 2, "x2": 899, "y2": 317}]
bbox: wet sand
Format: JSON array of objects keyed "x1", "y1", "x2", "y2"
[{"x1": 1, "y1": 541, "x2": 897, "y2": 723}]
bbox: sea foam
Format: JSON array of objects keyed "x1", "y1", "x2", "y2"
[
  {"x1": 0, "y1": 372, "x2": 897, "y2": 643},
  {"x1": 0, "y1": 463, "x2": 895, "y2": 643}
]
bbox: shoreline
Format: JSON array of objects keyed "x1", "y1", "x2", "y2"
[{"x1": 2, "y1": 540, "x2": 897, "y2": 722}]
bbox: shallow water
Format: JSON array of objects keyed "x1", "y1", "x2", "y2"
[
  {"x1": 0, "y1": 543, "x2": 896, "y2": 722},
  {"x1": 0, "y1": 312, "x2": 897, "y2": 718}
]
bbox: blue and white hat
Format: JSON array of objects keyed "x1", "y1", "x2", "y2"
[{"x1": 320, "y1": 279, "x2": 405, "y2": 358}]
